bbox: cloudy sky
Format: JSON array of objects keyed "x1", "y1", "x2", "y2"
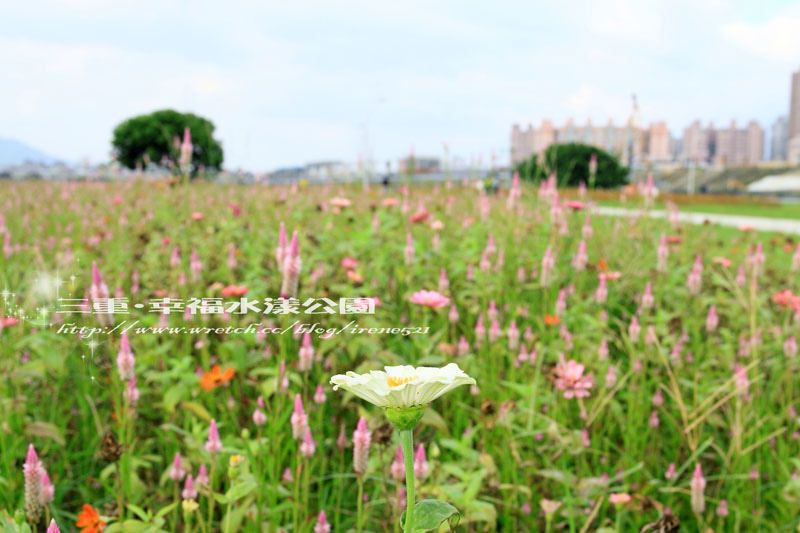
[{"x1": 1, "y1": 0, "x2": 799, "y2": 171}]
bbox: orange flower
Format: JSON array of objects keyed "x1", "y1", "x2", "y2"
[
  {"x1": 596, "y1": 258, "x2": 608, "y2": 272},
  {"x1": 221, "y1": 284, "x2": 248, "y2": 297},
  {"x1": 200, "y1": 365, "x2": 235, "y2": 391},
  {"x1": 76, "y1": 504, "x2": 105, "y2": 533},
  {"x1": 544, "y1": 314, "x2": 561, "y2": 326}
]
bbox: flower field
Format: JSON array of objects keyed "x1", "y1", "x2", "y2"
[{"x1": 1, "y1": 178, "x2": 800, "y2": 532}]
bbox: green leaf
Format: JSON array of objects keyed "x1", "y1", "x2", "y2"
[
  {"x1": 218, "y1": 480, "x2": 257, "y2": 503},
  {"x1": 408, "y1": 499, "x2": 459, "y2": 532}
]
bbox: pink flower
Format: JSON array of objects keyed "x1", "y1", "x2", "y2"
[
  {"x1": 195, "y1": 464, "x2": 209, "y2": 486},
  {"x1": 716, "y1": 499, "x2": 728, "y2": 517},
  {"x1": 280, "y1": 231, "x2": 302, "y2": 298},
  {"x1": 409, "y1": 290, "x2": 450, "y2": 308},
  {"x1": 353, "y1": 417, "x2": 371, "y2": 475},
  {"x1": 23, "y1": 444, "x2": 44, "y2": 522},
  {"x1": 291, "y1": 394, "x2": 308, "y2": 440},
  {"x1": 179, "y1": 127, "x2": 193, "y2": 167},
  {"x1": 404, "y1": 233, "x2": 415, "y2": 265},
  {"x1": 378, "y1": 446, "x2": 400, "y2": 487},
  {"x1": 608, "y1": 493, "x2": 631, "y2": 505},
  {"x1": 46, "y1": 519, "x2": 60, "y2": 533},
  {"x1": 706, "y1": 305, "x2": 718, "y2": 332},
  {"x1": 298, "y1": 332, "x2": 314, "y2": 372},
  {"x1": 313, "y1": 385, "x2": 327, "y2": 405},
  {"x1": 205, "y1": 419, "x2": 222, "y2": 454},
  {"x1": 665, "y1": 463, "x2": 676, "y2": 480},
  {"x1": 253, "y1": 407, "x2": 267, "y2": 426},
  {"x1": 182, "y1": 474, "x2": 197, "y2": 499},
  {"x1": 785, "y1": 335, "x2": 798, "y2": 358},
  {"x1": 40, "y1": 470, "x2": 54, "y2": 504},
  {"x1": 540, "y1": 246, "x2": 554, "y2": 286},
  {"x1": 448, "y1": 305, "x2": 459, "y2": 323},
  {"x1": 314, "y1": 510, "x2": 331, "y2": 533},
  {"x1": 565, "y1": 200, "x2": 585, "y2": 210},
  {"x1": 690, "y1": 464, "x2": 706, "y2": 513},
  {"x1": 340, "y1": 257, "x2": 358, "y2": 271},
  {"x1": 554, "y1": 356, "x2": 594, "y2": 399},
  {"x1": 641, "y1": 282, "x2": 654, "y2": 309},
  {"x1": 300, "y1": 428, "x2": 316, "y2": 457},
  {"x1": 413, "y1": 444, "x2": 428, "y2": 479},
  {"x1": 117, "y1": 333, "x2": 135, "y2": 381},
  {"x1": 169, "y1": 452, "x2": 184, "y2": 482}
]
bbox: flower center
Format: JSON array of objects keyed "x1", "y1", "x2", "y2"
[{"x1": 386, "y1": 375, "x2": 417, "y2": 387}]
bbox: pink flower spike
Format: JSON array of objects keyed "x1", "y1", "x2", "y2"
[
  {"x1": 46, "y1": 519, "x2": 60, "y2": 533},
  {"x1": 353, "y1": 417, "x2": 371, "y2": 475},
  {"x1": 205, "y1": 419, "x2": 222, "y2": 454},
  {"x1": 182, "y1": 474, "x2": 197, "y2": 499},
  {"x1": 314, "y1": 510, "x2": 331, "y2": 533},
  {"x1": 169, "y1": 452, "x2": 184, "y2": 482}
]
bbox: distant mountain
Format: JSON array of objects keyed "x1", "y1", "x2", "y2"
[{"x1": 0, "y1": 137, "x2": 60, "y2": 166}]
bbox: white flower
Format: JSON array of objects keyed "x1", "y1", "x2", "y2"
[{"x1": 330, "y1": 363, "x2": 475, "y2": 408}]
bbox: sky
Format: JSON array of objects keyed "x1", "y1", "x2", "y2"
[{"x1": 1, "y1": 0, "x2": 800, "y2": 171}]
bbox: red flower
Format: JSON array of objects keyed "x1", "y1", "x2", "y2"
[{"x1": 76, "y1": 504, "x2": 105, "y2": 533}]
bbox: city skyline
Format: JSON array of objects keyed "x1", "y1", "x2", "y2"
[{"x1": 2, "y1": 0, "x2": 800, "y2": 171}]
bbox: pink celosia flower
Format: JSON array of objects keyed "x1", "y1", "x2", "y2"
[
  {"x1": 46, "y1": 519, "x2": 60, "y2": 533},
  {"x1": 409, "y1": 290, "x2": 450, "y2": 308},
  {"x1": 641, "y1": 282, "x2": 654, "y2": 309},
  {"x1": 716, "y1": 499, "x2": 728, "y2": 517},
  {"x1": 205, "y1": 419, "x2": 222, "y2": 454},
  {"x1": 127, "y1": 377, "x2": 140, "y2": 406},
  {"x1": 23, "y1": 444, "x2": 44, "y2": 522},
  {"x1": 353, "y1": 417, "x2": 371, "y2": 475},
  {"x1": 169, "y1": 452, "x2": 184, "y2": 482},
  {"x1": 448, "y1": 305, "x2": 459, "y2": 323},
  {"x1": 253, "y1": 406, "x2": 267, "y2": 426},
  {"x1": 298, "y1": 332, "x2": 314, "y2": 372},
  {"x1": 657, "y1": 234, "x2": 669, "y2": 272},
  {"x1": 291, "y1": 394, "x2": 308, "y2": 440},
  {"x1": 300, "y1": 428, "x2": 316, "y2": 457},
  {"x1": 554, "y1": 355, "x2": 594, "y2": 399},
  {"x1": 541, "y1": 246, "x2": 554, "y2": 287},
  {"x1": 117, "y1": 333, "x2": 135, "y2": 381},
  {"x1": 195, "y1": 464, "x2": 209, "y2": 486},
  {"x1": 404, "y1": 233, "x2": 414, "y2": 265},
  {"x1": 182, "y1": 474, "x2": 197, "y2": 499},
  {"x1": 391, "y1": 445, "x2": 405, "y2": 481},
  {"x1": 706, "y1": 305, "x2": 718, "y2": 332},
  {"x1": 665, "y1": 463, "x2": 676, "y2": 480},
  {"x1": 40, "y1": 470, "x2": 54, "y2": 504},
  {"x1": 314, "y1": 510, "x2": 331, "y2": 533},
  {"x1": 690, "y1": 464, "x2": 706, "y2": 513},
  {"x1": 785, "y1": 335, "x2": 798, "y2": 358},
  {"x1": 413, "y1": 444, "x2": 428, "y2": 479},
  {"x1": 280, "y1": 231, "x2": 302, "y2": 298},
  {"x1": 313, "y1": 385, "x2": 326, "y2": 405}
]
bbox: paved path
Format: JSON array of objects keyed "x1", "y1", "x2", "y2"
[{"x1": 594, "y1": 206, "x2": 800, "y2": 235}]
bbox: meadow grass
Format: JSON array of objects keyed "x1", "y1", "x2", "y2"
[{"x1": 1, "y1": 180, "x2": 799, "y2": 532}]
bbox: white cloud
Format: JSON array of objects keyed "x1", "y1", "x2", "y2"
[{"x1": 722, "y1": 14, "x2": 800, "y2": 64}]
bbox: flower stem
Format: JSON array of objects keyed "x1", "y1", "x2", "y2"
[
  {"x1": 400, "y1": 429, "x2": 415, "y2": 533},
  {"x1": 356, "y1": 475, "x2": 364, "y2": 533}
]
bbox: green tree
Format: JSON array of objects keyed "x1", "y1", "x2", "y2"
[
  {"x1": 111, "y1": 109, "x2": 223, "y2": 173},
  {"x1": 516, "y1": 142, "x2": 628, "y2": 188}
]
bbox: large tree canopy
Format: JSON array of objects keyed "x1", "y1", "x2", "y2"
[
  {"x1": 516, "y1": 143, "x2": 629, "y2": 188},
  {"x1": 111, "y1": 109, "x2": 224, "y2": 172}
]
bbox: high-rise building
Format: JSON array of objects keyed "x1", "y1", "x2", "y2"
[
  {"x1": 680, "y1": 119, "x2": 763, "y2": 166},
  {"x1": 771, "y1": 116, "x2": 788, "y2": 161},
  {"x1": 680, "y1": 120, "x2": 713, "y2": 163},
  {"x1": 789, "y1": 68, "x2": 800, "y2": 163},
  {"x1": 509, "y1": 118, "x2": 661, "y2": 165},
  {"x1": 647, "y1": 121, "x2": 671, "y2": 162}
]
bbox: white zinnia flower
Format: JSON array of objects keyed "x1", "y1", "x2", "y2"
[{"x1": 330, "y1": 363, "x2": 475, "y2": 409}]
